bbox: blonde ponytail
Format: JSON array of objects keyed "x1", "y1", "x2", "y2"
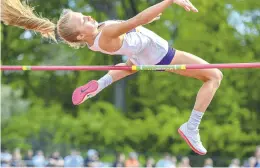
[{"x1": 1, "y1": 0, "x2": 56, "y2": 41}]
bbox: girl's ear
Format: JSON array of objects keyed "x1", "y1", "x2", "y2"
[{"x1": 76, "y1": 34, "x2": 85, "y2": 41}]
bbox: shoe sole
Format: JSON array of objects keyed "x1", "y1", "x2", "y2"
[
  {"x1": 72, "y1": 80, "x2": 98, "y2": 105},
  {"x1": 178, "y1": 129, "x2": 206, "y2": 155}
]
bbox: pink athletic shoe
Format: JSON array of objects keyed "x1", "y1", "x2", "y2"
[{"x1": 72, "y1": 80, "x2": 99, "y2": 105}]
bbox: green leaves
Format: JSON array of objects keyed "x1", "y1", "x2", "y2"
[
  {"x1": 1, "y1": 0, "x2": 259, "y2": 163},
  {"x1": 1, "y1": 84, "x2": 31, "y2": 122}
]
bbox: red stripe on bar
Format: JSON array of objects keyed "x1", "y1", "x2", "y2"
[
  {"x1": 0, "y1": 63, "x2": 260, "y2": 71},
  {"x1": 186, "y1": 63, "x2": 260, "y2": 69},
  {"x1": 0, "y1": 66, "x2": 132, "y2": 71}
]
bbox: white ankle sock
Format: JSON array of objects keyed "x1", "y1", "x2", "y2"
[
  {"x1": 187, "y1": 109, "x2": 204, "y2": 130},
  {"x1": 97, "y1": 74, "x2": 113, "y2": 92}
]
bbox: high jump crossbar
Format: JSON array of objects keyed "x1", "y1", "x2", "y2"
[{"x1": 1, "y1": 63, "x2": 260, "y2": 71}]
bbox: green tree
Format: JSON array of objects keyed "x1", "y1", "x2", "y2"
[{"x1": 1, "y1": 0, "x2": 259, "y2": 165}]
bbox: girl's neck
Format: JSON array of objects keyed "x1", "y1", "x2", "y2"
[{"x1": 85, "y1": 22, "x2": 106, "y2": 46}]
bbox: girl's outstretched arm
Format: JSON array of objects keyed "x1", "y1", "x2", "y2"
[
  {"x1": 102, "y1": 0, "x2": 198, "y2": 38},
  {"x1": 102, "y1": 0, "x2": 173, "y2": 38}
]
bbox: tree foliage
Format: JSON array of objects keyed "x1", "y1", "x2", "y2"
[{"x1": 1, "y1": 0, "x2": 259, "y2": 166}]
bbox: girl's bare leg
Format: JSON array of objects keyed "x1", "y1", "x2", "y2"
[{"x1": 168, "y1": 50, "x2": 223, "y2": 155}]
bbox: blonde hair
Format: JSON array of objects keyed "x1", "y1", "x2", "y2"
[
  {"x1": 56, "y1": 9, "x2": 87, "y2": 49},
  {"x1": 1, "y1": 0, "x2": 85, "y2": 48},
  {"x1": 1, "y1": 0, "x2": 56, "y2": 41}
]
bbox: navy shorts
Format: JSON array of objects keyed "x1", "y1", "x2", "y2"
[{"x1": 156, "y1": 46, "x2": 176, "y2": 65}]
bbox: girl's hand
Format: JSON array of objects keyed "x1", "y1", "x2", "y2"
[{"x1": 172, "y1": 0, "x2": 198, "y2": 12}]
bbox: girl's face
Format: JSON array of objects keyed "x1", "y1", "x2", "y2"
[{"x1": 69, "y1": 11, "x2": 98, "y2": 38}]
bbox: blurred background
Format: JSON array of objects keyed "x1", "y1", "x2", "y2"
[{"x1": 1, "y1": 0, "x2": 260, "y2": 167}]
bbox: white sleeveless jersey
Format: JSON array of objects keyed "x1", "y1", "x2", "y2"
[{"x1": 88, "y1": 20, "x2": 169, "y2": 65}]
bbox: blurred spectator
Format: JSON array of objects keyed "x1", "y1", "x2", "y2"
[
  {"x1": 32, "y1": 150, "x2": 47, "y2": 167},
  {"x1": 64, "y1": 149, "x2": 84, "y2": 167},
  {"x1": 84, "y1": 149, "x2": 103, "y2": 167},
  {"x1": 1, "y1": 149, "x2": 12, "y2": 166},
  {"x1": 178, "y1": 156, "x2": 191, "y2": 168},
  {"x1": 229, "y1": 158, "x2": 240, "y2": 168},
  {"x1": 255, "y1": 146, "x2": 260, "y2": 167},
  {"x1": 145, "y1": 157, "x2": 155, "y2": 168},
  {"x1": 171, "y1": 156, "x2": 177, "y2": 167},
  {"x1": 156, "y1": 153, "x2": 175, "y2": 167},
  {"x1": 203, "y1": 158, "x2": 213, "y2": 168},
  {"x1": 48, "y1": 151, "x2": 64, "y2": 167},
  {"x1": 125, "y1": 152, "x2": 140, "y2": 167},
  {"x1": 246, "y1": 157, "x2": 257, "y2": 168},
  {"x1": 11, "y1": 148, "x2": 24, "y2": 167},
  {"x1": 113, "y1": 153, "x2": 125, "y2": 167},
  {"x1": 2, "y1": 146, "x2": 260, "y2": 167},
  {"x1": 23, "y1": 149, "x2": 34, "y2": 167}
]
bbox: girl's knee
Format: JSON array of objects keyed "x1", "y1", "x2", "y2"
[
  {"x1": 209, "y1": 69, "x2": 223, "y2": 88},
  {"x1": 214, "y1": 69, "x2": 223, "y2": 81}
]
